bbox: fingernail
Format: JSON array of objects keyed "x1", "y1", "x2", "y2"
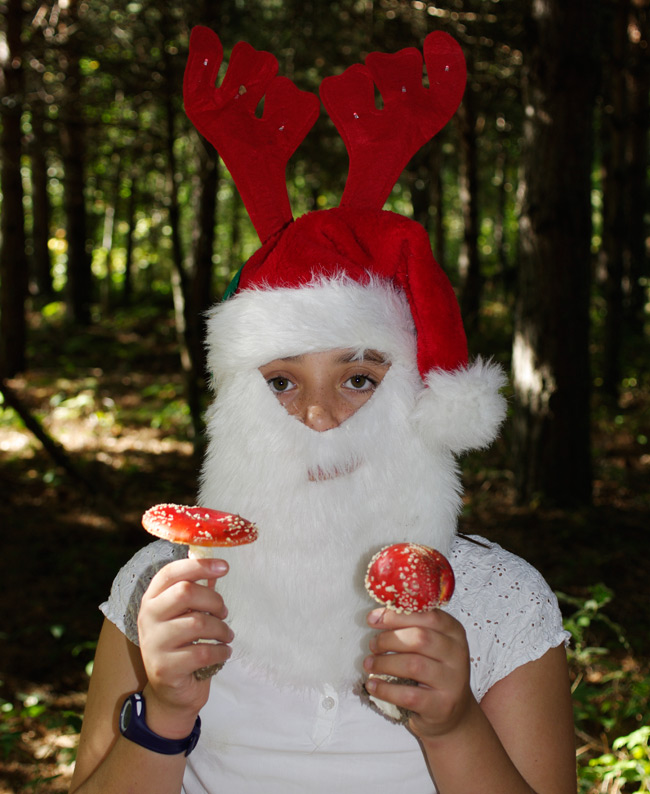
[
  {"x1": 363, "y1": 655, "x2": 374, "y2": 672},
  {"x1": 365, "y1": 676, "x2": 377, "y2": 693},
  {"x1": 368, "y1": 608, "x2": 385, "y2": 625},
  {"x1": 208, "y1": 559, "x2": 228, "y2": 574}
]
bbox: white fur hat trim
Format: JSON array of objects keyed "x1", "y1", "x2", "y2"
[{"x1": 206, "y1": 275, "x2": 418, "y2": 384}]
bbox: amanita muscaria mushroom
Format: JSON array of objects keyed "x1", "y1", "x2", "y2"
[
  {"x1": 142, "y1": 503, "x2": 258, "y2": 679},
  {"x1": 364, "y1": 542, "x2": 455, "y2": 721}
]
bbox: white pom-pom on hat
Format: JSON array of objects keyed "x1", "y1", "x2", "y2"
[{"x1": 413, "y1": 357, "x2": 508, "y2": 454}]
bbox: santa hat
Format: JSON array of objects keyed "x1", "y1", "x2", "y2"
[{"x1": 183, "y1": 27, "x2": 506, "y2": 454}]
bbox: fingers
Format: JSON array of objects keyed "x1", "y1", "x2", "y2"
[
  {"x1": 147, "y1": 635, "x2": 233, "y2": 680},
  {"x1": 366, "y1": 607, "x2": 467, "y2": 671},
  {"x1": 146, "y1": 579, "x2": 228, "y2": 626},
  {"x1": 140, "y1": 559, "x2": 233, "y2": 644},
  {"x1": 367, "y1": 606, "x2": 460, "y2": 633},
  {"x1": 145, "y1": 557, "x2": 229, "y2": 600},
  {"x1": 364, "y1": 606, "x2": 472, "y2": 738},
  {"x1": 143, "y1": 558, "x2": 229, "y2": 623}
]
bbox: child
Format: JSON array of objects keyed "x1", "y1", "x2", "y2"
[{"x1": 70, "y1": 27, "x2": 576, "y2": 793}]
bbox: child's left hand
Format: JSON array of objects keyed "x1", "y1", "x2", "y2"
[{"x1": 364, "y1": 607, "x2": 474, "y2": 739}]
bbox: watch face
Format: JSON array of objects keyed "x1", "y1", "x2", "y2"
[{"x1": 119, "y1": 698, "x2": 133, "y2": 733}]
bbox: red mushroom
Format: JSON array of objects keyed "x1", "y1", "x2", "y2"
[
  {"x1": 142, "y1": 503, "x2": 258, "y2": 678},
  {"x1": 364, "y1": 542, "x2": 455, "y2": 614},
  {"x1": 364, "y1": 542, "x2": 455, "y2": 721},
  {"x1": 142, "y1": 503, "x2": 258, "y2": 552}
]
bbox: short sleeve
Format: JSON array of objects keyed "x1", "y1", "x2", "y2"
[
  {"x1": 100, "y1": 540, "x2": 186, "y2": 645},
  {"x1": 447, "y1": 536, "x2": 570, "y2": 701}
]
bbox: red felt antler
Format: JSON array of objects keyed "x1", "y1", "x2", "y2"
[
  {"x1": 320, "y1": 31, "x2": 466, "y2": 210},
  {"x1": 183, "y1": 26, "x2": 321, "y2": 243}
]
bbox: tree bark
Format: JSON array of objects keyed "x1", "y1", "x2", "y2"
[
  {"x1": 625, "y1": 0, "x2": 649, "y2": 336},
  {"x1": 601, "y1": 0, "x2": 631, "y2": 399},
  {"x1": 28, "y1": 101, "x2": 54, "y2": 302},
  {"x1": 0, "y1": 0, "x2": 29, "y2": 377},
  {"x1": 188, "y1": 139, "x2": 219, "y2": 379},
  {"x1": 59, "y1": 0, "x2": 92, "y2": 325},
  {"x1": 512, "y1": 0, "x2": 600, "y2": 507},
  {"x1": 122, "y1": 177, "x2": 137, "y2": 306},
  {"x1": 456, "y1": 68, "x2": 482, "y2": 341},
  {"x1": 162, "y1": 40, "x2": 203, "y2": 440},
  {"x1": 493, "y1": 140, "x2": 515, "y2": 298},
  {"x1": 429, "y1": 139, "x2": 446, "y2": 272}
]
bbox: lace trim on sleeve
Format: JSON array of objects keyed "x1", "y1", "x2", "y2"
[
  {"x1": 448, "y1": 536, "x2": 570, "y2": 701},
  {"x1": 99, "y1": 540, "x2": 186, "y2": 645}
]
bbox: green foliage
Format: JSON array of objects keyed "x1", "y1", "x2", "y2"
[
  {"x1": 561, "y1": 587, "x2": 650, "y2": 793},
  {"x1": 559, "y1": 584, "x2": 629, "y2": 664},
  {"x1": 582, "y1": 728, "x2": 650, "y2": 793}
]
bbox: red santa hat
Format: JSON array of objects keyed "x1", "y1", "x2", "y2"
[{"x1": 183, "y1": 27, "x2": 506, "y2": 454}]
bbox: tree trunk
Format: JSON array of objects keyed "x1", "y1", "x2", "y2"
[
  {"x1": 60, "y1": 0, "x2": 92, "y2": 325},
  {"x1": 28, "y1": 101, "x2": 54, "y2": 302},
  {"x1": 601, "y1": 0, "x2": 630, "y2": 400},
  {"x1": 188, "y1": 140, "x2": 219, "y2": 378},
  {"x1": 493, "y1": 140, "x2": 515, "y2": 299},
  {"x1": 625, "y1": 0, "x2": 649, "y2": 336},
  {"x1": 429, "y1": 138, "x2": 446, "y2": 272},
  {"x1": 122, "y1": 177, "x2": 137, "y2": 306},
  {"x1": 99, "y1": 156, "x2": 122, "y2": 313},
  {"x1": 0, "y1": 0, "x2": 29, "y2": 378},
  {"x1": 163, "y1": 44, "x2": 203, "y2": 440},
  {"x1": 409, "y1": 145, "x2": 433, "y2": 234},
  {"x1": 512, "y1": 0, "x2": 600, "y2": 507},
  {"x1": 456, "y1": 70, "x2": 481, "y2": 342}
]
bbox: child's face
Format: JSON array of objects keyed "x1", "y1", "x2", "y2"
[{"x1": 258, "y1": 348, "x2": 390, "y2": 432}]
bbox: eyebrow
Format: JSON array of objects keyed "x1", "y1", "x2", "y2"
[
  {"x1": 338, "y1": 349, "x2": 389, "y2": 365},
  {"x1": 274, "y1": 349, "x2": 390, "y2": 365}
]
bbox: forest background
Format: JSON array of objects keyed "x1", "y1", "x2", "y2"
[{"x1": 0, "y1": 0, "x2": 649, "y2": 791}]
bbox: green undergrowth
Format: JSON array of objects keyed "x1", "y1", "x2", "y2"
[{"x1": 563, "y1": 586, "x2": 650, "y2": 792}]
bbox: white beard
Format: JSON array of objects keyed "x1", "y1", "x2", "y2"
[{"x1": 198, "y1": 360, "x2": 462, "y2": 691}]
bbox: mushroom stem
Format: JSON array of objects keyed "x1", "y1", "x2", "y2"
[
  {"x1": 188, "y1": 544, "x2": 217, "y2": 586},
  {"x1": 188, "y1": 545, "x2": 224, "y2": 680}
]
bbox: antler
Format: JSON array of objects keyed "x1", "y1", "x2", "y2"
[
  {"x1": 320, "y1": 31, "x2": 466, "y2": 210},
  {"x1": 183, "y1": 26, "x2": 321, "y2": 243}
]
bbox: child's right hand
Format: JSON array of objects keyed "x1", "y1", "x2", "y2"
[{"x1": 136, "y1": 557, "x2": 232, "y2": 737}]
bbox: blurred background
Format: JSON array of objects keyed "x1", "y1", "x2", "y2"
[{"x1": 0, "y1": 0, "x2": 648, "y2": 791}]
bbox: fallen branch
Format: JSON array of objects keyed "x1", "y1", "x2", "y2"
[
  {"x1": 1, "y1": 378, "x2": 128, "y2": 525},
  {"x1": 0, "y1": 382, "x2": 134, "y2": 530},
  {"x1": 1, "y1": 378, "x2": 101, "y2": 493}
]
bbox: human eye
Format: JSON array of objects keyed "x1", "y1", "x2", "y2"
[
  {"x1": 343, "y1": 373, "x2": 378, "y2": 391},
  {"x1": 267, "y1": 376, "x2": 296, "y2": 394}
]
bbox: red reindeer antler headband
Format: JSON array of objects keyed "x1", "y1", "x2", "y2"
[
  {"x1": 183, "y1": 28, "x2": 321, "y2": 243},
  {"x1": 184, "y1": 26, "x2": 465, "y2": 238}
]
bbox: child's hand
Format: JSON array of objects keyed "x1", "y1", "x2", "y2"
[
  {"x1": 136, "y1": 557, "x2": 232, "y2": 736},
  {"x1": 364, "y1": 607, "x2": 473, "y2": 739}
]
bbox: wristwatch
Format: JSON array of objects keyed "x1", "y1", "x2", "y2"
[{"x1": 119, "y1": 692, "x2": 201, "y2": 757}]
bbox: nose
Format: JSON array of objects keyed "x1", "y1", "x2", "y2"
[
  {"x1": 302, "y1": 402, "x2": 340, "y2": 432},
  {"x1": 291, "y1": 384, "x2": 344, "y2": 432}
]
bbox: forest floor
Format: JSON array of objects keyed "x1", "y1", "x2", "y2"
[{"x1": 0, "y1": 304, "x2": 649, "y2": 793}]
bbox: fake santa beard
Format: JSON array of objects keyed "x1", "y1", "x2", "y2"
[{"x1": 198, "y1": 360, "x2": 462, "y2": 691}]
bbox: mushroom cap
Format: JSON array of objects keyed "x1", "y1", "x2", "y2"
[
  {"x1": 142, "y1": 503, "x2": 258, "y2": 547},
  {"x1": 364, "y1": 542, "x2": 455, "y2": 613}
]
